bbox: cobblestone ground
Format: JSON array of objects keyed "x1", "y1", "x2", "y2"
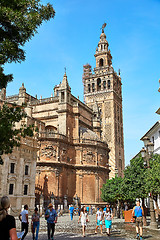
[{"x1": 19, "y1": 214, "x2": 159, "y2": 240}]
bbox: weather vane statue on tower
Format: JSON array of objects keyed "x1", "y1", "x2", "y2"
[{"x1": 101, "y1": 22, "x2": 107, "y2": 33}]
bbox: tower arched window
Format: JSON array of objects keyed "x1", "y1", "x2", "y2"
[
  {"x1": 97, "y1": 78, "x2": 101, "y2": 91},
  {"x1": 108, "y1": 80, "x2": 111, "y2": 89},
  {"x1": 92, "y1": 83, "x2": 95, "y2": 92},
  {"x1": 61, "y1": 92, "x2": 64, "y2": 102},
  {"x1": 103, "y1": 81, "x2": 106, "y2": 89},
  {"x1": 99, "y1": 58, "x2": 103, "y2": 67},
  {"x1": 88, "y1": 84, "x2": 91, "y2": 93}
]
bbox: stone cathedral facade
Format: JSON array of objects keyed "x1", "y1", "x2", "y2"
[{"x1": 0, "y1": 27, "x2": 124, "y2": 208}]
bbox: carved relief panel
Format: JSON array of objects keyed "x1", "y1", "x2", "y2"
[
  {"x1": 83, "y1": 148, "x2": 95, "y2": 164},
  {"x1": 105, "y1": 124, "x2": 111, "y2": 142},
  {"x1": 105, "y1": 102, "x2": 111, "y2": 118},
  {"x1": 40, "y1": 144, "x2": 57, "y2": 159}
]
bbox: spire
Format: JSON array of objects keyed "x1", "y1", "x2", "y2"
[
  {"x1": 98, "y1": 30, "x2": 109, "y2": 52},
  {"x1": 94, "y1": 23, "x2": 112, "y2": 67},
  {"x1": 60, "y1": 72, "x2": 71, "y2": 91}
]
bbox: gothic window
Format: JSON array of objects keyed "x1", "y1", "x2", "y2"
[
  {"x1": 10, "y1": 163, "x2": 15, "y2": 174},
  {"x1": 88, "y1": 84, "x2": 91, "y2": 92},
  {"x1": 25, "y1": 165, "x2": 29, "y2": 175},
  {"x1": 103, "y1": 81, "x2": 106, "y2": 89},
  {"x1": 99, "y1": 58, "x2": 103, "y2": 67},
  {"x1": 97, "y1": 78, "x2": 101, "y2": 91},
  {"x1": 9, "y1": 184, "x2": 14, "y2": 195},
  {"x1": 24, "y1": 185, "x2": 28, "y2": 195},
  {"x1": 92, "y1": 83, "x2": 95, "y2": 92},
  {"x1": 61, "y1": 92, "x2": 64, "y2": 102},
  {"x1": 108, "y1": 80, "x2": 111, "y2": 89}
]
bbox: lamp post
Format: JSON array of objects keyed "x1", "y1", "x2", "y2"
[{"x1": 141, "y1": 138, "x2": 158, "y2": 229}]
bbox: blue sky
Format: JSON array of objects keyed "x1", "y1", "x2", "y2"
[{"x1": 4, "y1": 0, "x2": 160, "y2": 165}]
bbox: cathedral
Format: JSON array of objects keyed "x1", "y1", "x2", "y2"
[{"x1": 0, "y1": 26, "x2": 124, "y2": 209}]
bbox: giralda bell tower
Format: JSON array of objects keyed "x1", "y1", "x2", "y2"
[{"x1": 83, "y1": 24, "x2": 124, "y2": 178}]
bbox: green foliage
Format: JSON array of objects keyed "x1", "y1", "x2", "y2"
[
  {"x1": 101, "y1": 155, "x2": 149, "y2": 204},
  {"x1": 145, "y1": 154, "x2": 160, "y2": 198},
  {"x1": 0, "y1": 0, "x2": 55, "y2": 88},
  {"x1": 101, "y1": 176, "x2": 124, "y2": 204},
  {"x1": 0, "y1": 104, "x2": 34, "y2": 164},
  {"x1": 122, "y1": 155, "x2": 148, "y2": 201}
]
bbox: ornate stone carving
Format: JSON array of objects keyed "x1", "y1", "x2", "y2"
[
  {"x1": 83, "y1": 148, "x2": 95, "y2": 163},
  {"x1": 105, "y1": 102, "x2": 111, "y2": 118},
  {"x1": 40, "y1": 145, "x2": 56, "y2": 158},
  {"x1": 105, "y1": 124, "x2": 111, "y2": 142}
]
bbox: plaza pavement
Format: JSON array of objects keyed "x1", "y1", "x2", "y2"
[{"x1": 19, "y1": 214, "x2": 159, "y2": 240}]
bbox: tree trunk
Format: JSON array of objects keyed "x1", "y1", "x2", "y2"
[
  {"x1": 142, "y1": 198, "x2": 147, "y2": 226},
  {"x1": 154, "y1": 196, "x2": 160, "y2": 223},
  {"x1": 117, "y1": 200, "x2": 120, "y2": 218},
  {"x1": 113, "y1": 203, "x2": 117, "y2": 218}
]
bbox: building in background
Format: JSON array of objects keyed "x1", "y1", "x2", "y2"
[
  {"x1": 0, "y1": 27, "x2": 124, "y2": 208},
  {"x1": 83, "y1": 28, "x2": 124, "y2": 178},
  {"x1": 0, "y1": 97, "x2": 40, "y2": 215}
]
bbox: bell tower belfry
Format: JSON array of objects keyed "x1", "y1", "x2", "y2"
[{"x1": 83, "y1": 24, "x2": 124, "y2": 178}]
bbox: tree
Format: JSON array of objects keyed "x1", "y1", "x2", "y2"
[
  {"x1": 101, "y1": 176, "x2": 124, "y2": 204},
  {"x1": 122, "y1": 155, "x2": 148, "y2": 225},
  {"x1": 0, "y1": 104, "x2": 35, "y2": 164},
  {"x1": 145, "y1": 154, "x2": 160, "y2": 214},
  {"x1": 0, "y1": 0, "x2": 55, "y2": 88},
  {"x1": 101, "y1": 176, "x2": 124, "y2": 217},
  {"x1": 122, "y1": 155, "x2": 147, "y2": 201},
  {"x1": 0, "y1": 0, "x2": 55, "y2": 163}
]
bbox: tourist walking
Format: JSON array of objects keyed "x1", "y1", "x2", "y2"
[
  {"x1": 95, "y1": 207, "x2": 103, "y2": 234},
  {"x1": 86, "y1": 206, "x2": 89, "y2": 214},
  {"x1": 69, "y1": 204, "x2": 74, "y2": 220},
  {"x1": 78, "y1": 206, "x2": 89, "y2": 237},
  {"x1": 90, "y1": 206, "x2": 93, "y2": 215},
  {"x1": 103, "y1": 203, "x2": 112, "y2": 213},
  {"x1": 45, "y1": 203, "x2": 57, "y2": 240},
  {"x1": 32, "y1": 207, "x2": 40, "y2": 240},
  {"x1": 0, "y1": 195, "x2": 18, "y2": 240},
  {"x1": 78, "y1": 206, "x2": 81, "y2": 216},
  {"x1": 104, "y1": 207, "x2": 113, "y2": 236},
  {"x1": 19, "y1": 204, "x2": 29, "y2": 240},
  {"x1": 132, "y1": 200, "x2": 144, "y2": 240}
]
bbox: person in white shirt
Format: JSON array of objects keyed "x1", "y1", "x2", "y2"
[
  {"x1": 95, "y1": 207, "x2": 103, "y2": 234},
  {"x1": 19, "y1": 205, "x2": 29, "y2": 240},
  {"x1": 104, "y1": 207, "x2": 113, "y2": 236},
  {"x1": 78, "y1": 206, "x2": 89, "y2": 237}
]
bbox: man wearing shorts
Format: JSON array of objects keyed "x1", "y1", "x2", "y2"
[{"x1": 132, "y1": 200, "x2": 144, "y2": 240}]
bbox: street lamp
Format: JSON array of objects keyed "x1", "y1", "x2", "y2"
[{"x1": 140, "y1": 142, "x2": 158, "y2": 229}]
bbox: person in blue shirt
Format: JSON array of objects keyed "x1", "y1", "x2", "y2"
[
  {"x1": 132, "y1": 200, "x2": 144, "y2": 240},
  {"x1": 69, "y1": 205, "x2": 75, "y2": 220},
  {"x1": 45, "y1": 203, "x2": 57, "y2": 240},
  {"x1": 86, "y1": 206, "x2": 89, "y2": 214}
]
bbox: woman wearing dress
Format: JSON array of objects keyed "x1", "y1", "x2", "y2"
[
  {"x1": 104, "y1": 207, "x2": 113, "y2": 236},
  {"x1": 78, "y1": 206, "x2": 89, "y2": 237}
]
